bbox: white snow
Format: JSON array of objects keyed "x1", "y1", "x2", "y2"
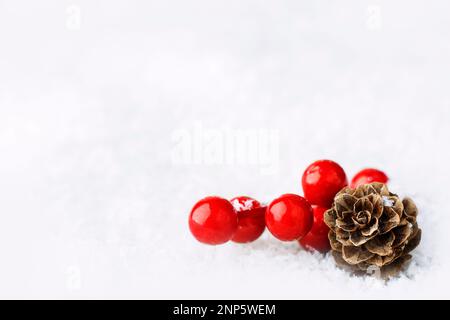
[
  {"x1": 231, "y1": 198, "x2": 256, "y2": 211},
  {"x1": 0, "y1": 0, "x2": 449, "y2": 299},
  {"x1": 383, "y1": 196, "x2": 395, "y2": 207}
]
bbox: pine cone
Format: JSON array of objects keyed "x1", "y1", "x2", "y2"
[{"x1": 324, "y1": 183, "x2": 422, "y2": 277}]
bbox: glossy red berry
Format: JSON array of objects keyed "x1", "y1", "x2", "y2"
[
  {"x1": 302, "y1": 160, "x2": 348, "y2": 207},
  {"x1": 189, "y1": 196, "x2": 238, "y2": 245},
  {"x1": 265, "y1": 194, "x2": 313, "y2": 241},
  {"x1": 230, "y1": 196, "x2": 266, "y2": 243},
  {"x1": 350, "y1": 168, "x2": 389, "y2": 189},
  {"x1": 299, "y1": 206, "x2": 331, "y2": 253}
]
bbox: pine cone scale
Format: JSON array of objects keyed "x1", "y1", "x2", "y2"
[
  {"x1": 365, "y1": 231, "x2": 395, "y2": 256},
  {"x1": 391, "y1": 224, "x2": 412, "y2": 248},
  {"x1": 404, "y1": 229, "x2": 422, "y2": 254},
  {"x1": 342, "y1": 246, "x2": 375, "y2": 265},
  {"x1": 360, "y1": 217, "x2": 379, "y2": 236}
]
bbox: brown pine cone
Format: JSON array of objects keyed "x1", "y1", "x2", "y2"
[{"x1": 324, "y1": 183, "x2": 422, "y2": 278}]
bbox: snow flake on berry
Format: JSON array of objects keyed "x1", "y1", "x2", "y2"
[{"x1": 231, "y1": 198, "x2": 257, "y2": 211}]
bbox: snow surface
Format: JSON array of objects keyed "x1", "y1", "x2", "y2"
[{"x1": 0, "y1": 0, "x2": 449, "y2": 299}]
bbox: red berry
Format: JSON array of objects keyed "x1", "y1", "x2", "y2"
[
  {"x1": 302, "y1": 160, "x2": 348, "y2": 207},
  {"x1": 230, "y1": 196, "x2": 266, "y2": 243},
  {"x1": 265, "y1": 194, "x2": 313, "y2": 241},
  {"x1": 189, "y1": 196, "x2": 238, "y2": 245},
  {"x1": 350, "y1": 168, "x2": 389, "y2": 189},
  {"x1": 299, "y1": 206, "x2": 331, "y2": 253}
]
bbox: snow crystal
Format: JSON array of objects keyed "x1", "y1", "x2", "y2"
[
  {"x1": 231, "y1": 198, "x2": 255, "y2": 211},
  {"x1": 383, "y1": 196, "x2": 395, "y2": 207}
]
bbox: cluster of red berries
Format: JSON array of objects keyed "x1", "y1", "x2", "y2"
[{"x1": 188, "y1": 160, "x2": 389, "y2": 252}]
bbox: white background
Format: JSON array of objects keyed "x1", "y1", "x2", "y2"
[{"x1": 0, "y1": 0, "x2": 449, "y2": 299}]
